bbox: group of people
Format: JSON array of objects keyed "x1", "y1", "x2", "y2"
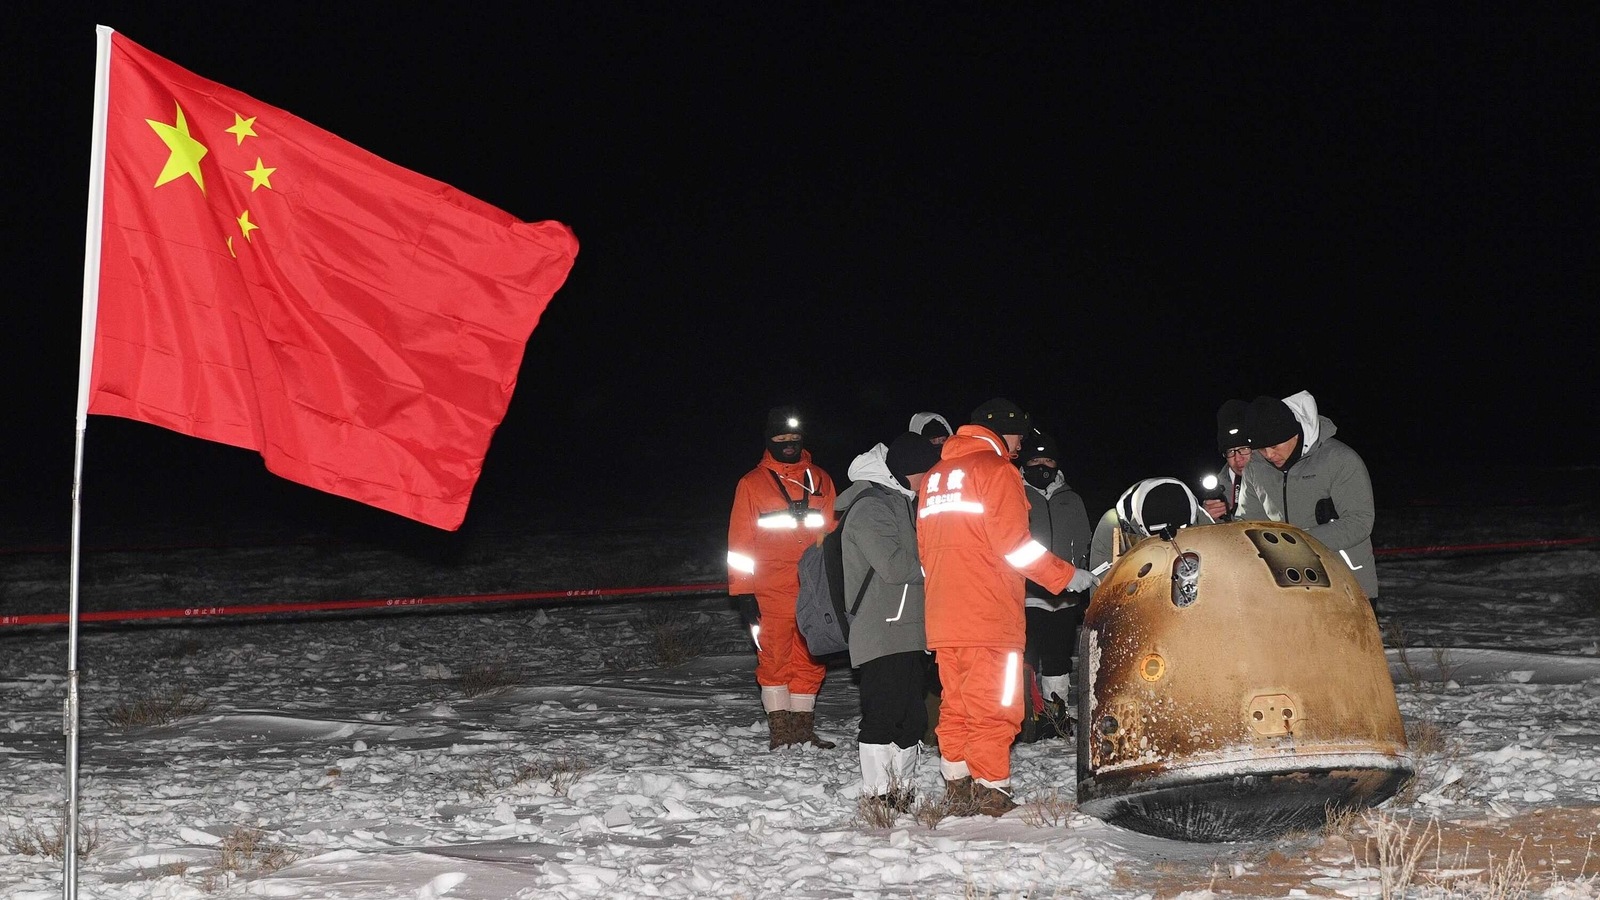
[{"x1": 726, "y1": 390, "x2": 1376, "y2": 817}]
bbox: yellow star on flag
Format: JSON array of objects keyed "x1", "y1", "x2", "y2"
[
  {"x1": 237, "y1": 210, "x2": 259, "y2": 242},
  {"x1": 225, "y1": 113, "x2": 258, "y2": 145},
  {"x1": 147, "y1": 102, "x2": 209, "y2": 193},
  {"x1": 244, "y1": 158, "x2": 277, "y2": 192}
]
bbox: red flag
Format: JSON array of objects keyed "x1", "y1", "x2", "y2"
[{"x1": 89, "y1": 32, "x2": 578, "y2": 530}]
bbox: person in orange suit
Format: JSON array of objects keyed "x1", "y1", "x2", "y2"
[
  {"x1": 916, "y1": 398, "x2": 1099, "y2": 815},
  {"x1": 727, "y1": 405, "x2": 838, "y2": 750}
]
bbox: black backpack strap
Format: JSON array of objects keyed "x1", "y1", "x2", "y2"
[
  {"x1": 848, "y1": 567, "x2": 874, "y2": 617},
  {"x1": 839, "y1": 487, "x2": 884, "y2": 617}
]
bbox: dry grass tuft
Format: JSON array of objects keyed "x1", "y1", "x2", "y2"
[
  {"x1": 856, "y1": 793, "x2": 901, "y2": 829},
  {"x1": 511, "y1": 753, "x2": 597, "y2": 796},
  {"x1": 102, "y1": 686, "x2": 209, "y2": 728},
  {"x1": 457, "y1": 661, "x2": 524, "y2": 697},
  {"x1": 1322, "y1": 800, "x2": 1363, "y2": 836},
  {"x1": 1019, "y1": 786, "x2": 1075, "y2": 828},
  {"x1": 855, "y1": 772, "x2": 916, "y2": 829},
  {"x1": 2, "y1": 816, "x2": 101, "y2": 860},
  {"x1": 912, "y1": 793, "x2": 955, "y2": 829},
  {"x1": 640, "y1": 606, "x2": 709, "y2": 667},
  {"x1": 216, "y1": 826, "x2": 297, "y2": 875},
  {"x1": 1361, "y1": 809, "x2": 1439, "y2": 900}
]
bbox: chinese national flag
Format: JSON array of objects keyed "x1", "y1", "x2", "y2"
[{"x1": 90, "y1": 31, "x2": 579, "y2": 530}]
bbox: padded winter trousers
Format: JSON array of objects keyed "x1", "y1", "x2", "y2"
[
  {"x1": 934, "y1": 646, "x2": 1024, "y2": 785},
  {"x1": 1024, "y1": 604, "x2": 1084, "y2": 678},
  {"x1": 754, "y1": 590, "x2": 826, "y2": 696},
  {"x1": 858, "y1": 651, "x2": 930, "y2": 749}
]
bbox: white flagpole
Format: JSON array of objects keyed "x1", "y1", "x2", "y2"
[{"x1": 65, "y1": 25, "x2": 114, "y2": 900}]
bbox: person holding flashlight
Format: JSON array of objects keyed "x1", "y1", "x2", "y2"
[
  {"x1": 727, "y1": 405, "x2": 839, "y2": 750},
  {"x1": 1201, "y1": 398, "x2": 1252, "y2": 523}
]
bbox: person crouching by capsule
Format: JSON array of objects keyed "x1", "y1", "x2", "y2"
[
  {"x1": 727, "y1": 405, "x2": 839, "y2": 750},
  {"x1": 1089, "y1": 478, "x2": 1216, "y2": 573},
  {"x1": 917, "y1": 398, "x2": 1098, "y2": 817}
]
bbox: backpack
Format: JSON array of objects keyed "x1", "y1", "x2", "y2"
[{"x1": 795, "y1": 494, "x2": 873, "y2": 657}]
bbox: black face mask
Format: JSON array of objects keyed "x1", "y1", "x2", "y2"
[
  {"x1": 1023, "y1": 464, "x2": 1056, "y2": 491},
  {"x1": 767, "y1": 438, "x2": 803, "y2": 463}
]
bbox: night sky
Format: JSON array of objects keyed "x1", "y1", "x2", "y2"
[{"x1": 4, "y1": 4, "x2": 1594, "y2": 543}]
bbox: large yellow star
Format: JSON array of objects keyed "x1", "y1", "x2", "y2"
[
  {"x1": 147, "y1": 102, "x2": 209, "y2": 193},
  {"x1": 237, "y1": 210, "x2": 259, "y2": 242},
  {"x1": 244, "y1": 158, "x2": 276, "y2": 192},
  {"x1": 225, "y1": 113, "x2": 258, "y2": 145}
]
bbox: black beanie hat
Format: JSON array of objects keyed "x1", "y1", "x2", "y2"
[
  {"x1": 970, "y1": 397, "x2": 1031, "y2": 436},
  {"x1": 764, "y1": 405, "x2": 803, "y2": 439},
  {"x1": 1216, "y1": 399, "x2": 1251, "y2": 452},
  {"x1": 1246, "y1": 395, "x2": 1299, "y2": 447},
  {"x1": 886, "y1": 431, "x2": 942, "y2": 479},
  {"x1": 1020, "y1": 431, "x2": 1059, "y2": 464}
]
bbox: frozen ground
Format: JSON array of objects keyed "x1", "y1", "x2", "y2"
[{"x1": 1, "y1": 468, "x2": 1597, "y2": 898}]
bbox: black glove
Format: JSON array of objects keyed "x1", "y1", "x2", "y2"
[{"x1": 733, "y1": 594, "x2": 761, "y2": 629}]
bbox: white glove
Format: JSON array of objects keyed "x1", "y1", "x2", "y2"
[{"x1": 1066, "y1": 567, "x2": 1100, "y2": 594}]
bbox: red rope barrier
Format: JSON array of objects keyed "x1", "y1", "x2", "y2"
[
  {"x1": 1373, "y1": 536, "x2": 1599, "y2": 557},
  {"x1": 0, "y1": 582, "x2": 731, "y2": 628},
  {"x1": 4, "y1": 534, "x2": 1594, "y2": 629}
]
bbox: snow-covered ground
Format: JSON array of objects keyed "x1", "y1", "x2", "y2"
[{"x1": 2, "y1": 469, "x2": 1598, "y2": 899}]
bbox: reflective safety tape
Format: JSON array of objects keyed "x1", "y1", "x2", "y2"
[
  {"x1": 757, "y1": 513, "x2": 799, "y2": 529},
  {"x1": 918, "y1": 500, "x2": 985, "y2": 518},
  {"x1": 727, "y1": 551, "x2": 756, "y2": 574},
  {"x1": 1005, "y1": 539, "x2": 1048, "y2": 568},
  {"x1": 1001, "y1": 651, "x2": 1019, "y2": 707},
  {"x1": 803, "y1": 511, "x2": 825, "y2": 529}
]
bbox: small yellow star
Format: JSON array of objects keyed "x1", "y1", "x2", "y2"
[
  {"x1": 237, "y1": 210, "x2": 259, "y2": 242},
  {"x1": 244, "y1": 158, "x2": 276, "y2": 192},
  {"x1": 225, "y1": 113, "x2": 258, "y2": 146},
  {"x1": 147, "y1": 102, "x2": 209, "y2": 193}
]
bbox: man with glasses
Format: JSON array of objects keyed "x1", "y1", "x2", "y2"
[{"x1": 1202, "y1": 399, "x2": 1252, "y2": 523}]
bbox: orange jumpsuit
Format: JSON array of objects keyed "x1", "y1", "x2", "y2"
[
  {"x1": 727, "y1": 449, "x2": 837, "y2": 701},
  {"x1": 917, "y1": 425, "x2": 1076, "y2": 786}
]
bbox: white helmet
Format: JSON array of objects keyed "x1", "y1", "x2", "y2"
[{"x1": 1117, "y1": 477, "x2": 1204, "y2": 538}]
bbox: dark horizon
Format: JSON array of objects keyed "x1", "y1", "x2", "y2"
[{"x1": 3, "y1": 4, "x2": 1593, "y2": 544}]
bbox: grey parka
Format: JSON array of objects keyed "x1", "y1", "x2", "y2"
[
  {"x1": 837, "y1": 446, "x2": 928, "y2": 668},
  {"x1": 1023, "y1": 471, "x2": 1092, "y2": 611},
  {"x1": 1237, "y1": 391, "x2": 1379, "y2": 597}
]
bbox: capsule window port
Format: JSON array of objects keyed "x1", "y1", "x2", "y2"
[
  {"x1": 1100, "y1": 715, "x2": 1119, "y2": 735},
  {"x1": 1138, "y1": 562, "x2": 1153, "y2": 577},
  {"x1": 1286, "y1": 568, "x2": 1302, "y2": 583}
]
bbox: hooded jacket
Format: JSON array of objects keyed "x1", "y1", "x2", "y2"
[
  {"x1": 1023, "y1": 470, "x2": 1093, "y2": 611},
  {"x1": 837, "y1": 446, "x2": 927, "y2": 668},
  {"x1": 1237, "y1": 391, "x2": 1378, "y2": 597},
  {"x1": 727, "y1": 449, "x2": 837, "y2": 598},
  {"x1": 916, "y1": 425, "x2": 1077, "y2": 650}
]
